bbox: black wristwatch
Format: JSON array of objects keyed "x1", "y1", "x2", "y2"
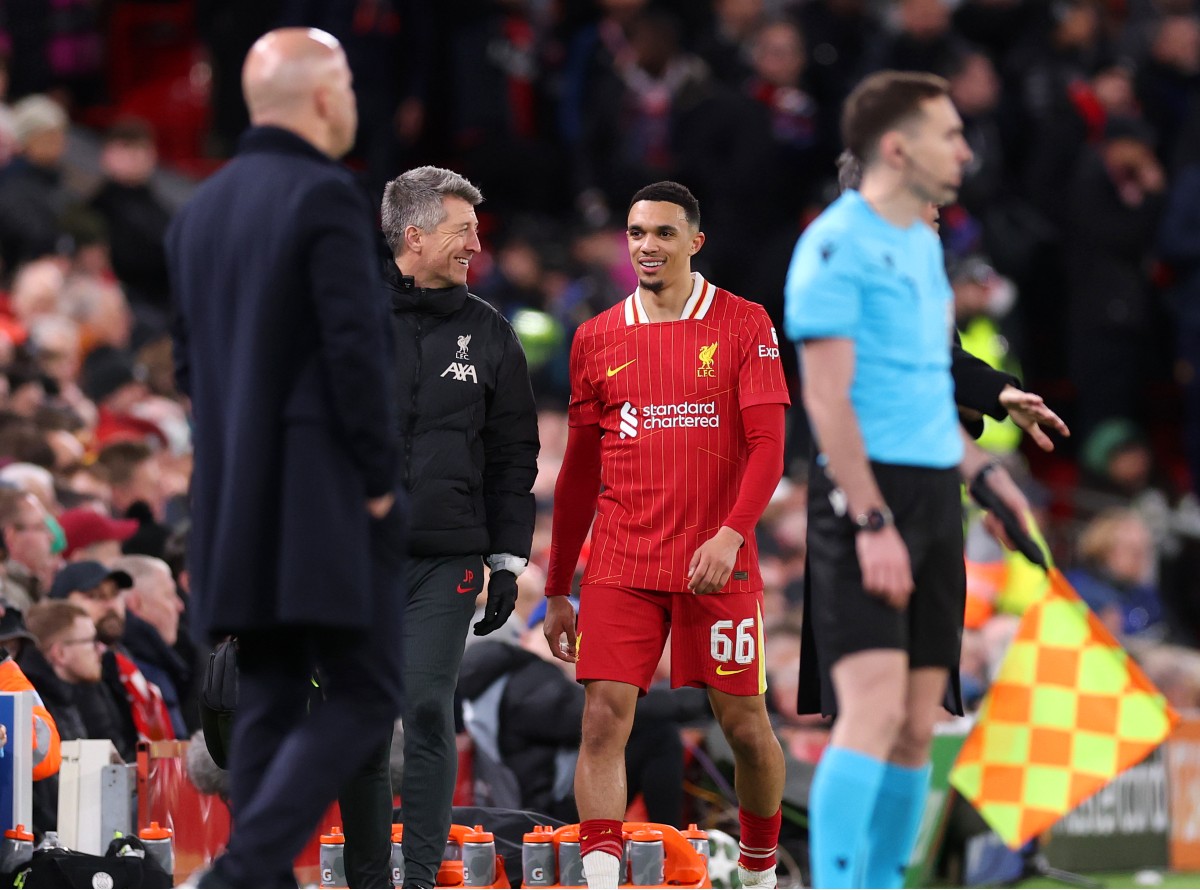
[{"x1": 852, "y1": 506, "x2": 894, "y2": 533}]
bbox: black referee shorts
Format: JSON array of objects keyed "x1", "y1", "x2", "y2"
[{"x1": 798, "y1": 458, "x2": 965, "y2": 717}]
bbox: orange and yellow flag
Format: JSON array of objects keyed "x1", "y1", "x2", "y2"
[{"x1": 949, "y1": 568, "x2": 1180, "y2": 849}]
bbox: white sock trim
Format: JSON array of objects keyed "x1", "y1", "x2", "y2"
[{"x1": 583, "y1": 850, "x2": 621, "y2": 889}]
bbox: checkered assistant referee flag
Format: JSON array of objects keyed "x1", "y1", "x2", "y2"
[{"x1": 949, "y1": 568, "x2": 1180, "y2": 849}]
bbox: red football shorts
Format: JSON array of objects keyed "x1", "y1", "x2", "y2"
[{"x1": 575, "y1": 584, "x2": 767, "y2": 696}]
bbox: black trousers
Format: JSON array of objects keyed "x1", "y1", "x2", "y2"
[
  {"x1": 341, "y1": 555, "x2": 481, "y2": 889},
  {"x1": 206, "y1": 568, "x2": 404, "y2": 888}
]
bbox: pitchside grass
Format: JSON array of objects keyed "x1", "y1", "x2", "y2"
[{"x1": 1014, "y1": 871, "x2": 1200, "y2": 888}]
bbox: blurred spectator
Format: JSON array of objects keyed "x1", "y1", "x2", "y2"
[
  {"x1": 58, "y1": 507, "x2": 137, "y2": 564},
  {"x1": 9, "y1": 256, "x2": 65, "y2": 326},
  {"x1": 21, "y1": 600, "x2": 96, "y2": 741},
  {"x1": 879, "y1": 0, "x2": 965, "y2": 77},
  {"x1": 88, "y1": 118, "x2": 173, "y2": 335},
  {"x1": 1159, "y1": 109, "x2": 1200, "y2": 499},
  {"x1": 114, "y1": 554, "x2": 188, "y2": 738},
  {"x1": 570, "y1": 4, "x2": 762, "y2": 261},
  {"x1": 79, "y1": 346, "x2": 161, "y2": 450},
  {"x1": 0, "y1": 487, "x2": 56, "y2": 610},
  {"x1": 20, "y1": 600, "x2": 101, "y2": 831},
  {"x1": 0, "y1": 94, "x2": 70, "y2": 275},
  {"x1": 48, "y1": 559, "x2": 175, "y2": 757},
  {"x1": 1066, "y1": 508, "x2": 1166, "y2": 639},
  {"x1": 0, "y1": 411, "x2": 55, "y2": 465},
  {"x1": 1135, "y1": 14, "x2": 1200, "y2": 170},
  {"x1": 60, "y1": 275, "x2": 133, "y2": 353},
  {"x1": 278, "y1": 0, "x2": 432, "y2": 200},
  {"x1": 694, "y1": 0, "x2": 765, "y2": 87},
  {"x1": 93, "y1": 440, "x2": 170, "y2": 558},
  {"x1": 444, "y1": 0, "x2": 565, "y2": 216},
  {"x1": 1063, "y1": 117, "x2": 1165, "y2": 438},
  {"x1": 0, "y1": 460, "x2": 60, "y2": 513},
  {"x1": 794, "y1": 0, "x2": 884, "y2": 119},
  {"x1": 745, "y1": 17, "x2": 832, "y2": 221}
]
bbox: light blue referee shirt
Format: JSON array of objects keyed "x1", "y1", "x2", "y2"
[{"x1": 784, "y1": 190, "x2": 962, "y2": 469}]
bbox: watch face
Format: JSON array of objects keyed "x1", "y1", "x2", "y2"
[{"x1": 855, "y1": 509, "x2": 889, "y2": 532}]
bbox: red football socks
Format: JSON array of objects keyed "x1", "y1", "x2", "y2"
[
  {"x1": 738, "y1": 806, "x2": 782, "y2": 871},
  {"x1": 579, "y1": 819, "x2": 625, "y2": 860}
]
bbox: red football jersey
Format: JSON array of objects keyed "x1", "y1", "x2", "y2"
[{"x1": 567, "y1": 273, "x2": 790, "y2": 593}]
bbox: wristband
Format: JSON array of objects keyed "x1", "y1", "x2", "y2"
[
  {"x1": 486, "y1": 553, "x2": 528, "y2": 577},
  {"x1": 970, "y1": 461, "x2": 1001, "y2": 496}
]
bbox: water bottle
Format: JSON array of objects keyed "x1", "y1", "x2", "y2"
[
  {"x1": 138, "y1": 822, "x2": 175, "y2": 879},
  {"x1": 319, "y1": 826, "x2": 347, "y2": 889},
  {"x1": 0, "y1": 824, "x2": 33, "y2": 872},
  {"x1": 443, "y1": 831, "x2": 463, "y2": 861},
  {"x1": 682, "y1": 823, "x2": 710, "y2": 863},
  {"x1": 557, "y1": 827, "x2": 585, "y2": 887},
  {"x1": 461, "y1": 825, "x2": 496, "y2": 887},
  {"x1": 619, "y1": 830, "x2": 632, "y2": 886},
  {"x1": 627, "y1": 829, "x2": 665, "y2": 887},
  {"x1": 522, "y1": 825, "x2": 556, "y2": 887},
  {"x1": 390, "y1": 824, "x2": 404, "y2": 888}
]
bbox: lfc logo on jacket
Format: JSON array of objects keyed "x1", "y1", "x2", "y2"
[{"x1": 442, "y1": 333, "x2": 478, "y2": 382}]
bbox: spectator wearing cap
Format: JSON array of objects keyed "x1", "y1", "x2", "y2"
[
  {"x1": 48, "y1": 560, "x2": 175, "y2": 758},
  {"x1": 93, "y1": 440, "x2": 170, "y2": 559},
  {"x1": 113, "y1": 555, "x2": 189, "y2": 737},
  {"x1": 0, "y1": 488, "x2": 57, "y2": 611},
  {"x1": 20, "y1": 600, "x2": 109, "y2": 831},
  {"x1": 0, "y1": 94, "x2": 72, "y2": 271},
  {"x1": 59, "y1": 507, "x2": 137, "y2": 564}
]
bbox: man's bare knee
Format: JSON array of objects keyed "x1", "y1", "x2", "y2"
[
  {"x1": 581, "y1": 685, "x2": 636, "y2": 752},
  {"x1": 891, "y1": 717, "x2": 935, "y2": 765},
  {"x1": 718, "y1": 706, "x2": 776, "y2": 762}
]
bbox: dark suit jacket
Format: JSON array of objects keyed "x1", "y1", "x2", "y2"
[
  {"x1": 166, "y1": 126, "x2": 400, "y2": 639},
  {"x1": 952, "y1": 330, "x2": 1019, "y2": 440}
]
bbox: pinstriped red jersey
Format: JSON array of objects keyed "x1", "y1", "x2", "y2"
[{"x1": 567, "y1": 273, "x2": 790, "y2": 593}]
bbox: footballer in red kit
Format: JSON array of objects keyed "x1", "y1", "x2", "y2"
[
  {"x1": 565, "y1": 275, "x2": 787, "y2": 694},
  {"x1": 544, "y1": 181, "x2": 789, "y2": 890}
]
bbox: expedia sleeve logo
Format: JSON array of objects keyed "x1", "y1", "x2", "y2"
[{"x1": 620, "y1": 400, "x2": 720, "y2": 437}]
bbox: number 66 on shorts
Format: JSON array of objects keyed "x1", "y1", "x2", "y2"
[{"x1": 574, "y1": 584, "x2": 767, "y2": 696}]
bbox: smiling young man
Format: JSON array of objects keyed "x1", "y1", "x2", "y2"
[
  {"x1": 543, "y1": 181, "x2": 790, "y2": 889},
  {"x1": 783, "y1": 71, "x2": 1028, "y2": 888},
  {"x1": 359, "y1": 165, "x2": 540, "y2": 889}
]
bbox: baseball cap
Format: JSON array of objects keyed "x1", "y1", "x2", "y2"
[
  {"x1": 48, "y1": 561, "x2": 133, "y2": 601},
  {"x1": 58, "y1": 508, "x2": 139, "y2": 558},
  {"x1": 0, "y1": 607, "x2": 36, "y2": 647}
]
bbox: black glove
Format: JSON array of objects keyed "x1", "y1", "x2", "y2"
[{"x1": 473, "y1": 569, "x2": 518, "y2": 636}]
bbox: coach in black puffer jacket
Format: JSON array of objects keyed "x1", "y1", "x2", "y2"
[
  {"x1": 387, "y1": 261, "x2": 538, "y2": 559},
  {"x1": 339, "y1": 166, "x2": 539, "y2": 890}
]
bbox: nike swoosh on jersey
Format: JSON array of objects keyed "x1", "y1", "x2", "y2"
[
  {"x1": 606, "y1": 359, "x2": 637, "y2": 377},
  {"x1": 715, "y1": 664, "x2": 750, "y2": 676},
  {"x1": 456, "y1": 583, "x2": 475, "y2": 594}
]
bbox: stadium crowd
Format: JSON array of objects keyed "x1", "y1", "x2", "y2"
[{"x1": 0, "y1": 0, "x2": 1197, "y2": 868}]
